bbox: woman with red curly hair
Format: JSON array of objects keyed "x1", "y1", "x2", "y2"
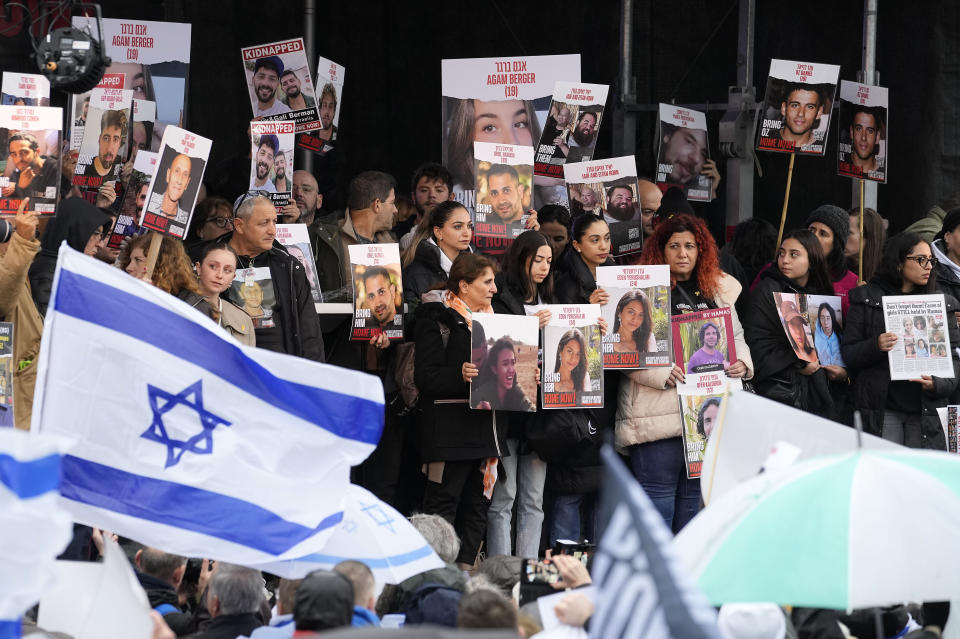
[{"x1": 616, "y1": 213, "x2": 753, "y2": 532}]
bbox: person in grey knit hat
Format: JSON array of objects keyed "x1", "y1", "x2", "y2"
[{"x1": 805, "y1": 203, "x2": 859, "y2": 311}]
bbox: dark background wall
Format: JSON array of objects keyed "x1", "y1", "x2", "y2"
[{"x1": 1, "y1": 0, "x2": 956, "y2": 234}]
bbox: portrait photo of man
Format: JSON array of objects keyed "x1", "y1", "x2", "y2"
[
  {"x1": 147, "y1": 149, "x2": 200, "y2": 225},
  {"x1": 602, "y1": 183, "x2": 639, "y2": 224},
  {"x1": 251, "y1": 134, "x2": 278, "y2": 193},
  {"x1": 280, "y1": 69, "x2": 315, "y2": 111},
  {"x1": 359, "y1": 265, "x2": 399, "y2": 329},
  {"x1": 82, "y1": 109, "x2": 127, "y2": 179},
  {"x1": 251, "y1": 56, "x2": 292, "y2": 118},
  {"x1": 778, "y1": 82, "x2": 827, "y2": 149},
  {"x1": 317, "y1": 82, "x2": 338, "y2": 141},
  {"x1": 840, "y1": 102, "x2": 886, "y2": 179},
  {"x1": 659, "y1": 122, "x2": 708, "y2": 187},
  {"x1": 1, "y1": 131, "x2": 58, "y2": 201},
  {"x1": 482, "y1": 164, "x2": 527, "y2": 225},
  {"x1": 566, "y1": 108, "x2": 602, "y2": 162}
]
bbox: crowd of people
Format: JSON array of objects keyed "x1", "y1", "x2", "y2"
[{"x1": 6, "y1": 121, "x2": 960, "y2": 636}]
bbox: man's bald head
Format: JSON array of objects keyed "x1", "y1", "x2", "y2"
[
  {"x1": 637, "y1": 179, "x2": 662, "y2": 237},
  {"x1": 293, "y1": 169, "x2": 322, "y2": 223},
  {"x1": 165, "y1": 153, "x2": 193, "y2": 204}
]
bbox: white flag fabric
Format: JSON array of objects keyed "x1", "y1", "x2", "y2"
[
  {"x1": 32, "y1": 244, "x2": 384, "y2": 565},
  {"x1": 38, "y1": 540, "x2": 153, "y2": 639},
  {"x1": 700, "y1": 392, "x2": 898, "y2": 504},
  {"x1": 0, "y1": 428, "x2": 72, "y2": 638},
  {"x1": 253, "y1": 484, "x2": 444, "y2": 582}
]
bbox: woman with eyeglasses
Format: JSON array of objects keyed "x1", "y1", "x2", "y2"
[
  {"x1": 185, "y1": 197, "x2": 233, "y2": 256},
  {"x1": 842, "y1": 232, "x2": 960, "y2": 449}
]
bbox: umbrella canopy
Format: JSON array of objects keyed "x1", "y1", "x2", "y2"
[
  {"x1": 673, "y1": 449, "x2": 960, "y2": 610},
  {"x1": 255, "y1": 484, "x2": 444, "y2": 583}
]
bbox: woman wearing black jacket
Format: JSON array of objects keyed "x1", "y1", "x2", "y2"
[
  {"x1": 414, "y1": 252, "x2": 504, "y2": 568},
  {"x1": 544, "y1": 215, "x2": 612, "y2": 545},
  {"x1": 842, "y1": 232, "x2": 960, "y2": 449},
  {"x1": 555, "y1": 215, "x2": 614, "y2": 306},
  {"x1": 486, "y1": 230, "x2": 552, "y2": 558},
  {"x1": 403, "y1": 201, "x2": 473, "y2": 310},
  {"x1": 746, "y1": 229, "x2": 842, "y2": 417}
]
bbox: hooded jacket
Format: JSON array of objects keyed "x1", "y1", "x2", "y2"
[
  {"x1": 0, "y1": 231, "x2": 43, "y2": 430},
  {"x1": 28, "y1": 198, "x2": 110, "y2": 317},
  {"x1": 841, "y1": 276, "x2": 960, "y2": 448}
]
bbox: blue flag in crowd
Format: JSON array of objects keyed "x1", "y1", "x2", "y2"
[
  {"x1": 590, "y1": 445, "x2": 721, "y2": 639},
  {"x1": 31, "y1": 244, "x2": 384, "y2": 566},
  {"x1": 0, "y1": 429, "x2": 72, "y2": 639}
]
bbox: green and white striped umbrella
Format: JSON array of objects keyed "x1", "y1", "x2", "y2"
[{"x1": 673, "y1": 449, "x2": 960, "y2": 610}]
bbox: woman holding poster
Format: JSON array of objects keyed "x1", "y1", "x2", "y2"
[
  {"x1": 413, "y1": 253, "x2": 504, "y2": 568},
  {"x1": 403, "y1": 201, "x2": 473, "y2": 311},
  {"x1": 485, "y1": 230, "x2": 553, "y2": 558},
  {"x1": 617, "y1": 213, "x2": 752, "y2": 532},
  {"x1": 746, "y1": 229, "x2": 840, "y2": 416},
  {"x1": 843, "y1": 233, "x2": 960, "y2": 449}
]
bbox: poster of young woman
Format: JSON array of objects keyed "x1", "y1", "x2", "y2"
[
  {"x1": 541, "y1": 304, "x2": 603, "y2": 409},
  {"x1": 597, "y1": 265, "x2": 671, "y2": 369},
  {"x1": 469, "y1": 312, "x2": 539, "y2": 413},
  {"x1": 772, "y1": 292, "x2": 819, "y2": 365},
  {"x1": 806, "y1": 294, "x2": 844, "y2": 367},
  {"x1": 440, "y1": 53, "x2": 581, "y2": 231}
]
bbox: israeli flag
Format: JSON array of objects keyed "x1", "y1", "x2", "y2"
[
  {"x1": 0, "y1": 428, "x2": 72, "y2": 639},
  {"x1": 32, "y1": 244, "x2": 384, "y2": 566}
]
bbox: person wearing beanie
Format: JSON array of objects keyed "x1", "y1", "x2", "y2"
[
  {"x1": 806, "y1": 204, "x2": 859, "y2": 314},
  {"x1": 932, "y1": 207, "x2": 960, "y2": 305}
]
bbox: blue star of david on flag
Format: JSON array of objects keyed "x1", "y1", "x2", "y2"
[
  {"x1": 360, "y1": 500, "x2": 396, "y2": 534},
  {"x1": 141, "y1": 380, "x2": 232, "y2": 468}
]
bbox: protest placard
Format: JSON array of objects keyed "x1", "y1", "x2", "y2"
[
  {"x1": 349, "y1": 243, "x2": 404, "y2": 341},
  {"x1": 541, "y1": 304, "x2": 603, "y2": 409},
  {"x1": 138, "y1": 126, "x2": 211, "y2": 239},
  {"x1": 470, "y1": 312, "x2": 539, "y2": 412},
  {"x1": 597, "y1": 265, "x2": 671, "y2": 369}
]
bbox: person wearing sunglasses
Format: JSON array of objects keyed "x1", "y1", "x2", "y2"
[{"x1": 842, "y1": 232, "x2": 960, "y2": 449}]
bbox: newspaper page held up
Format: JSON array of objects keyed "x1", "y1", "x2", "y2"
[{"x1": 882, "y1": 294, "x2": 954, "y2": 381}]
